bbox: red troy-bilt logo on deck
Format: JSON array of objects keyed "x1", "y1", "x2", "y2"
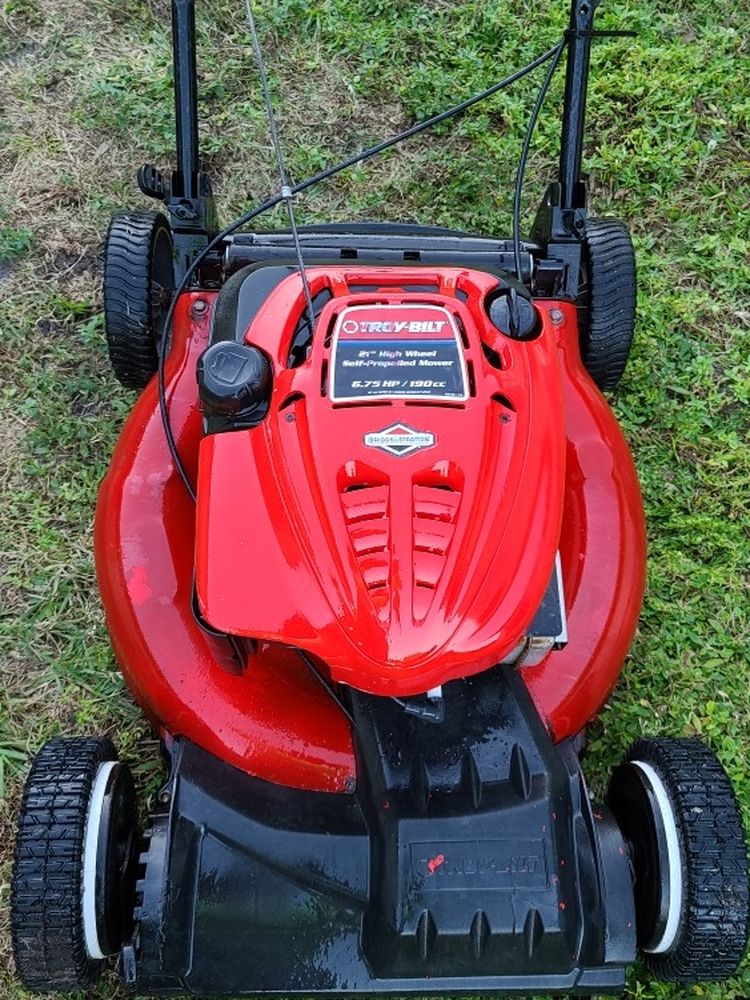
[
  {"x1": 329, "y1": 304, "x2": 469, "y2": 403},
  {"x1": 412, "y1": 841, "x2": 547, "y2": 888}
]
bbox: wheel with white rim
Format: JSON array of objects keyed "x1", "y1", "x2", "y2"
[
  {"x1": 608, "y1": 737, "x2": 749, "y2": 982},
  {"x1": 11, "y1": 736, "x2": 138, "y2": 992}
]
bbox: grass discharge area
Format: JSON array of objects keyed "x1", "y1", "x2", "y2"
[{"x1": 0, "y1": 0, "x2": 748, "y2": 996}]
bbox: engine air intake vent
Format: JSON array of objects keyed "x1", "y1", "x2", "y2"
[
  {"x1": 412, "y1": 484, "x2": 461, "y2": 620},
  {"x1": 341, "y1": 485, "x2": 391, "y2": 617}
]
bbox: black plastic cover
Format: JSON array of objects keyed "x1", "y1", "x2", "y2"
[
  {"x1": 224, "y1": 223, "x2": 539, "y2": 280},
  {"x1": 127, "y1": 668, "x2": 635, "y2": 996}
]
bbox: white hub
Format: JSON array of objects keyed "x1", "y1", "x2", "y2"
[
  {"x1": 630, "y1": 759, "x2": 684, "y2": 954},
  {"x1": 81, "y1": 760, "x2": 119, "y2": 960}
]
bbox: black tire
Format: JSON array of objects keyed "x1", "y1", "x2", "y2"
[
  {"x1": 103, "y1": 211, "x2": 175, "y2": 390},
  {"x1": 608, "y1": 737, "x2": 749, "y2": 982},
  {"x1": 577, "y1": 217, "x2": 636, "y2": 392},
  {"x1": 11, "y1": 736, "x2": 138, "y2": 993}
]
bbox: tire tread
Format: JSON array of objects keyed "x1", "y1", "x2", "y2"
[
  {"x1": 11, "y1": 737, "x2": 116, "y2": 991},
  {"x1": 626, "y1": 737, "x2": 749, "y2": 982},
  {"x1": 103, "y1": 211, "x2": 173, "y2": 390},
  {"x1": 578, "y1": 216, "x2": 637, "y2": 392}
]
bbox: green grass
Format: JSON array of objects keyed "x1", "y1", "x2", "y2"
[{"x1": 0, "y1": 0, "x2": 749, "y2": 996}]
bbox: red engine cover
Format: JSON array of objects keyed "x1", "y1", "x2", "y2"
[{"x1": 195, "y1": 267, "x2": 566, "y2": 696}]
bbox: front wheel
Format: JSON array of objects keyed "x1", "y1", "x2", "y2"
[
  {"x1": 608, "y1": 736, "x2": 749, "y2": 982},
  {"x1": 11, "y1": 737, "x2": 139, "y2": 992},
  {"x1": 577, "y1": 217, "x2": 637, "y2": 392}
]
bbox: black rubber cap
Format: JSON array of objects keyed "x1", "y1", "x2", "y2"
[
  {"x1": 488, "y1": 287, "x2": 539, "y2": 340},
  {"x1": 197, "y1": 342, "x2": 272, "y2": 417}
]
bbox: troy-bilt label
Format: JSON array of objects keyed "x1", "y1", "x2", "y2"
[
  {"x1": 411, "y1": 840, "x2": 547, "y2": 889},
  {"x1": 364, "y1": 423, "x2": 435, "y2": 457},
  {"x1": 330, "y1": 304, "x2": 468, "y2": 402}
]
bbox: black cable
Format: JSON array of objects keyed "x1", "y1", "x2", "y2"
[
  {"x1": 293, "y1": 40, "x2": 562, "y2": 199},
  {"x1": 157, "y1": 40, "x2": 563, "y2": 500},
  {"x1": 243, "y1": 0, "x2": 316, "y2": 332},
  {"x1": 512, "y1": 39, "x2": 565, "y2": 281},
  {"x1": 393, "y1": 696, "x2": 445, "y2": 723}
]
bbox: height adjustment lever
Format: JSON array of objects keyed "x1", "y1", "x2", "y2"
[{"x1": 137, "y1": 165, "x2": 170, "y2": 201}]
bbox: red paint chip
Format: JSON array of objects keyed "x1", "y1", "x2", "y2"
[{"x1": 427, "y1": 853, "x2": 446, "y2": 875}]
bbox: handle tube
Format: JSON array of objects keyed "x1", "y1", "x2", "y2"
[
  {"x1": 558, "y1": 0, "x2": 600, "y2": 209},
  {"x1": 172, "y1": 0, "x2": 200, "y2": 199}
]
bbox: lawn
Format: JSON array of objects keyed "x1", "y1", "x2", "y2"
[{"x1": 0, "y1": 0, "x2": 748, "y2": 997}]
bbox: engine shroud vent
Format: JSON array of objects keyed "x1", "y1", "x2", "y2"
[
  {"x1": 412, "y1": 484, "x2": 461, "y2": 620},
  {"x1": 341, "y1": 482, "x2": 462, "y2": 622},
  {"x1": 341, "y1": 485, "x2": 391, "y2": 616}
]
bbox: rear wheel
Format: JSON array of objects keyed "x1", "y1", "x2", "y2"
[
  {"x1": 577, "y1": 217, "x2": 636, "y2": 392},
  {"x1": 11, "y1": 737, "x2": 138, "y2": 992},
  {"x1": 608, "y1": 737, "x2": 749, "y2": 982},
  {"x1": 103, "y1": 211, "x2": 175, "y2": 390}
]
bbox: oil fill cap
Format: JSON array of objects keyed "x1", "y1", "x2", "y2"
[{"x1": 197, "y1": 341, "x2": 272, "y2": 417}]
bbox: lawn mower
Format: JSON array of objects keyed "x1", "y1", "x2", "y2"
[{"x1": 10, "y1": 0, "x2": 749, "y2": 995}]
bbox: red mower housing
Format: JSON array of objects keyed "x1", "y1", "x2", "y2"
[{"x1": 95, "y1": 265, "x2": 647, "y2": 792}]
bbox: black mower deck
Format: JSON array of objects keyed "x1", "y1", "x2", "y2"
[{"x1": 127, "y1": 669, "x2": 635, "y2": 996}]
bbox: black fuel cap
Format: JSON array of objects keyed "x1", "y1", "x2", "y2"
[
  {"x1": 488, "y1": 287, "x2": 539, "y2": 341},
  {"x1": 197, "y1": 341, "x2": 272, "y2": 418}
]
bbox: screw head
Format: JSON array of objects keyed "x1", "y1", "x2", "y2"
[{"x1": 549, "y1": 308, "x2": 565, "y2": 326}]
